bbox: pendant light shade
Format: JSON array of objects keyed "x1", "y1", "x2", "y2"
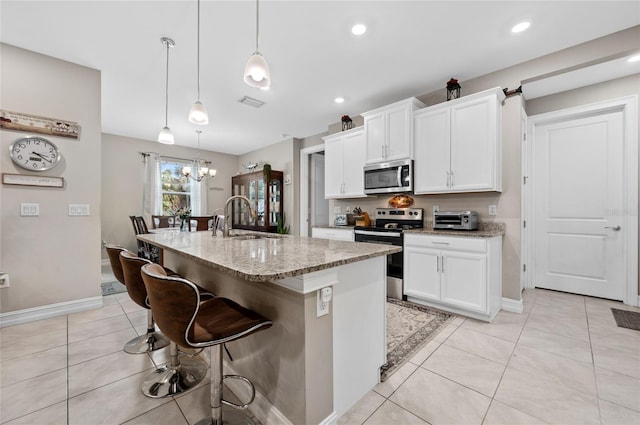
[
  {"x1": 189, "y1": 0, "x2": 209, "y2": 125},
  {"x1": 244, "y1": 0, "x2": 270, "y2": 89},
  {"x1": 244, "y1": 52, "x2": 270, "y2": 88},
  {"x1": 158, "y1": 37, "x2": 175, "y2": 144}
]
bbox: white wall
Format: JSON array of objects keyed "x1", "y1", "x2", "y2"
[{"x1": 1, "y1": 43, "x2": 102, "y2": 313}]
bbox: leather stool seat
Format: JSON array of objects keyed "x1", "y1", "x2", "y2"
[{"x1": 141, "y1": 263, "x2": 272, "y2": 425}]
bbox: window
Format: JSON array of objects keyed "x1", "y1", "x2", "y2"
[
  {"x1": 160, "y1": 158, "x2": 192, "y2": 215},
  {"x1": 142, "y1": 154, "x2": 204, "y2": 219}
]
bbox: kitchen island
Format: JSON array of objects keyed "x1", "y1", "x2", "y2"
[{"x1": 137, "y1": 231, "x2": 400, "y2": 425}]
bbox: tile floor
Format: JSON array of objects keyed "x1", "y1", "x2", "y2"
[{"x1": 1, "y1": 288, "x2": 639, "y2": 424}]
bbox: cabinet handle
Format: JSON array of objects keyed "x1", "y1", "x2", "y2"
[
  {"x1": 604, "y1": 226, "x2": 621, "y2": 231},
  {"x1": 432, "y1": 241, "x2": 450, "y2": 245},
  {"x1": 450, "y1": 171, "x2": 454, "y2": 187},
  {"x1": 382, "y1": 145, "x2": 385, "y2": 158},
  {"x1": 446, "y1": 171, "x2": 450, "y2": 188}
]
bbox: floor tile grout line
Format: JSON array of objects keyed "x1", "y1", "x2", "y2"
[
  {"x1": 584, "y1": 296, "x2": 606, "y2": 425},
  {"x1": 480, "y1": 294, "x2": 549, "y2": 425}
]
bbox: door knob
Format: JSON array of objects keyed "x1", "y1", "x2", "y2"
[{"x1": 604, "y1": 226, "x2": 621, "y2": 231}]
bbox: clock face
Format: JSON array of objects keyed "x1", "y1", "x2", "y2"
[{"x1": 9, "y1": 136, "x2": 61, "y2": 171}]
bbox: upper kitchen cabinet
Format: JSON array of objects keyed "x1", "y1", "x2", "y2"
[
  {"x1": 231, "y1": 169, "x2": 283, "y2": 232},
  {"x1": 362, "y1": 97, "x2": 425, "y2": 164},
  {"x1": 414, "y1": 87, "x2": 505, "y2": 194},
  {"x1": 323, "y1": 127, "x2": 367, "y2": 199}
]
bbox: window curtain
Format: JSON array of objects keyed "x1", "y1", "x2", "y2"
[
  {"x1": 143, "y1": 153, "x2": 162, "y2": 217},
  {"x1": 190, "y1": 161, "x2": 208, "y2": 215}
]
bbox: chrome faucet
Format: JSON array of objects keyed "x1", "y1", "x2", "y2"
[
  {"x1": 223, "y1": 195, "x2": 256, "y2": 237},
  {"x1": 210, "y1": 207, "x2": 224, "y2": 236}
]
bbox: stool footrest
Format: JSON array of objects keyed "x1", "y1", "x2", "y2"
[{"x1": 222, "y1": 375, "x2": 255, "y2": 410}]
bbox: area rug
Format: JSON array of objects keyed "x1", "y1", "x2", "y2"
[
  {"x1": 381, "y1": 298, "x2": 455, "y2": 381},
  {"x1": 611, "y1": 308, "x2": 640, "y2": 331},
  {"x1": 100, "y1": 280, "x2": 127, "y2": 296}
]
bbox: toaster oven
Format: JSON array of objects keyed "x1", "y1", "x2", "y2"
[{"x1": 433, "y1": 211, "x2": 478, "y2": 230}]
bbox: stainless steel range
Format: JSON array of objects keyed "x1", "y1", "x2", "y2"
[{"x1": 354, "y1": 207, "x2": 424, "y2": 300}]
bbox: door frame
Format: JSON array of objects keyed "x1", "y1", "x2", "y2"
[
  {"x1": 299, "y1": 144, "x2": 325, "y2": 237},
  {"x1": 524, "y1": 95, "x2": 638, "y2": 305}
]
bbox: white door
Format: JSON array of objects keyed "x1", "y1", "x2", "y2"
[
  {"x1": 441, "y1": 251, "x2": 487, "y2": 313},
  {"x1": 533, "y1": 110, "x2": 625, "y2": 300},
  {"x1": 414, "y1": 107, "x2": 450, "y2": 193},
  {"x1": 403, "y1": 246, "x2": 441, "y2": 301}
]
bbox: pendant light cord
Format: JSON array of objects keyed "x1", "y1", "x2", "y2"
[
  {"x1": 196, "y1": 0, "x2": 201, "y2": 100},
  {"x1": 255, "y1": 0, "x2": 260, "y2": 52},
  {"x1": 164, "y1": 40, "x2": 170, "y2": 127}
]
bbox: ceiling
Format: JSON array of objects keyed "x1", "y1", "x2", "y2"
[{"x1": 2, "y1": 1, "x2": 639, "y2": 155}]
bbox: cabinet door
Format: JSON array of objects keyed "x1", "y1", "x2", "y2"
[
  {"x1": 450, "y1": 95, "x2": 499, "y2": 192},
  {"x1": 341, "y1": 130, "x2": 366, "y2": 197},
  {"x1": 404, "y1": 246, "x2": 440, "y2": 301},
  {"x1": 364, "y1": 112, "x2": 386, "y2": 163},
  {"x1": 386, "y1": 105, "x2": 412, "y2": 161},
  {"x1": 414, "y1": 107, "x2": 451, "y2": 194},
  {"x1": 441, "y1": 251, "x2": 487, "y2": 313},
  {"x1": 324, "y1": 137, "x2": 344, "y2": 198}
]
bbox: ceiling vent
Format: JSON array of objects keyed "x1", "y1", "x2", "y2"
[{"x1": 238, "y1": 96, "x2": 265, "y2": 108}]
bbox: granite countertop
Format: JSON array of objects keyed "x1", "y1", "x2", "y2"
[
  {"x1": 405, "y1": 222, "x2": 505, "y2": 238},
  {"x1": 138, "y1": 231, "x2": 400, "y2": 282}
]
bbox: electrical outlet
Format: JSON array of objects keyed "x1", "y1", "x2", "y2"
[
  {"x1": 345, "y1": 207, "x2": 351, "y2": 213},
  {"x1": 488, "y1": 205, "x2": 497, "y2": 216},
  {"x1": 433, "y1": 205, "x2": 439, "y2": 215},
  {"x1": 317, "y1": 287, "x2": 332, "y2": 317},
  {"x1": 0, "y1": 273, "x2": 10, "y2": 288}
]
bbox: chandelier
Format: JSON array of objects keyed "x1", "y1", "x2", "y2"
[{"x1": 182, "y1": 130, "x2": 216, "y2": 182}]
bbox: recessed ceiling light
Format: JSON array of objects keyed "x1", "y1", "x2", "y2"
[
  {"x1": 334, "y1": 97, "x2": 345, "y2": 104},
  {"x1": 511, "y1": 21, "x2": 530, "y2": 33},
  {"x1": 628, "y1": 54, "x2": 640, "y2": 63},
  {"x1": 351, "y1": 24, "x2": 367, "y2": 36}
]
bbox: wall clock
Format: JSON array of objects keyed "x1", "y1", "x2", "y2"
[{"x1": 9, "y1": 136, "x2": 61, "y2": 171}]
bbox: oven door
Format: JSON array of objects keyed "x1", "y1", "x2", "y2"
[{"x1": 354, "y1": 229, "x2": 404, "y2": 299}]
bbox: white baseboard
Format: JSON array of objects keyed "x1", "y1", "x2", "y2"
[
  {"x1": 318, "y1": 412, "x2": 338, "y2": 425},
  {"x1": 223, "y1": 363, "x2": 293, "y2": 425},
  {"x1": 0, "y1": 296, "x2": 104, "y2": 328},
  {"x1": 501, "y1": 297, "x2": 524, "y2": 314}
]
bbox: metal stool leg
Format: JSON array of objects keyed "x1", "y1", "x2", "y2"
[
  {"x1": 195, "y1": 345, "x2": 255, "y2": 425},
  {"x1": 124, "y1": 309, "x2": 170, "y2": 354},
  {"x1": 142, "y1": 342, "x2": 207, "y2": 398}
]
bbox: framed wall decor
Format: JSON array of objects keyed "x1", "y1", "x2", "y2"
[
  {"x1": 0, "y1": 109, "x2": 80, "y2": 139},
  {"x1": 2, "y1": 173, "x2": 64, "y2": 188}
]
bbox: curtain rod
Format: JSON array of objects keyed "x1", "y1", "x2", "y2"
[{"x1": 139, "y1": 152, "x2": 211, "y2": 165}]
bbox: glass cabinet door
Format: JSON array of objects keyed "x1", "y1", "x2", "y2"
[{"x1": 231, "y1": 169, "x2": 283, "y2": 232}]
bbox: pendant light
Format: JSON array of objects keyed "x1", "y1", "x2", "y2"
[
  {"x1": 243, "y1": 0, "x2": 270, "y2": 89},
  {"x1": 158, "y1": 37, "x2": 175, "y2": 144},
  {"x1": 188, "y1": 0, "x2": 209, "y2": 125},
  {"x1": 182, "y1": 130, "x2": 216, "y2": 182}
]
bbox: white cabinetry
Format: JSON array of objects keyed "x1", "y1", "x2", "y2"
[
  {"x1": 404, "y1": 233, "x2": 502, "y2": 322},
  {"x1": 414, "y1": 87, "x2": 504, "y2": 194},
  {"x1": 363, "y1": 97, "x2": 425, "y2": 164},
  {"x1": 312, "y1": 227, "x2": 355, "y2": 241},
  {"x1": 323, "y1": 128, "x2": 367, "y2": 199}
]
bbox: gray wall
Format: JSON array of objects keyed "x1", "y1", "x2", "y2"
[
  {"x1": 1, "y1": 44, "x2": 102, "y2": 312},
  {"x1": 101, "y1": 133, "x2": 238, "y2": 254}
]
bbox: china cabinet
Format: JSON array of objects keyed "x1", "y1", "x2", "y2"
[{"x1": 231, "y1": 169, "x2": 283, "y2": 232}]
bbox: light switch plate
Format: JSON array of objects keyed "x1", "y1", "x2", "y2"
[
  {"x1": 20, "y1": 203, "x2": 40, "y2": 216},
  {"x1": 69, "y1": 204, "x2": 90, "y2": 216},
  {"x1": 488, "y1": 205, "x2": 497, "y2": 216},
  {"x1": 432, "y1": 205, "x2": 439, "y2": 215}
]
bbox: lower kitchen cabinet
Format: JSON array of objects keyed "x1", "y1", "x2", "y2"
[
  {"x1": 404, "y1": 233, "x2": 502, "y2": 322},
  {"x1": 311, "y1": 227, "x2": 355, "y2": 241}
]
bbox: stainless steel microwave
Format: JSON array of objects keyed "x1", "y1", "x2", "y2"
[{"x1": 363, "y1": 159, "x2": 413, "y2": 195}]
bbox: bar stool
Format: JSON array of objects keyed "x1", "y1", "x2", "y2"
[
  {"x1": 120, "y1": 251, "x2": 215, "y2": 398},
  {"x1": 141, "y1": 263, "x2": 272, "y2": 425},
  {"x1": 105, "y1": 244, "x2": 169, "y2": 354}
]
